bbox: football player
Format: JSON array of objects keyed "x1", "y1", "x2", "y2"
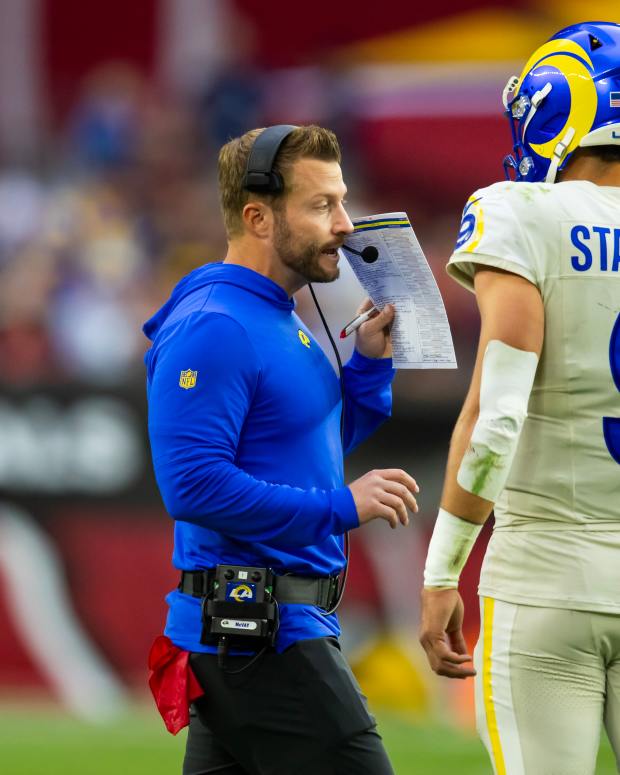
[{"x1": 419, "y1": 21, "x2": 620, "y2": 775}]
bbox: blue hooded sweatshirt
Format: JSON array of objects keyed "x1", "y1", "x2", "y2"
[{"x1": 144, "y1": 262, "x2": 395, "y2": 653}]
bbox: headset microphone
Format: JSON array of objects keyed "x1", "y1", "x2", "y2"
[{"x1": 342, "y1": 244, "x2": 379, "y2": 263}]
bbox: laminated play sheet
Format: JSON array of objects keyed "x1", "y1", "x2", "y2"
[{"x1": 340, "y1": 213, "x2": 457, "y2": 369}]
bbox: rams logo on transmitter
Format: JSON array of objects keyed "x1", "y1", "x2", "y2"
[
  {"x1": 298, "y1": 330, "x2": 311, "y2": 348},
  {"x1": 226, "y1": 582, "x2": 256, "y2": 603},
  {"x1": 179, "y1": 369, "x2": 198, "y2": 389}
]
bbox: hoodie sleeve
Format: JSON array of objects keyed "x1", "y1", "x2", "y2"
[
  {"x1": 342, "y1": 349, "x2": 395, "y2": 455},
  {"x1": 147, "y1": 312, "x2": 358, "y2": 546}
]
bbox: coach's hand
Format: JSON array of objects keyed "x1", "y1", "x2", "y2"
[
  {"x1": 354, "y1": 298, "x2": 394, "y2": 359},
  {"x1": 419, "y1": 588, "x2": 476, "y2": 679},
  {"x1": 349, "y1": 468, "x2": 418, "y2": 529}
]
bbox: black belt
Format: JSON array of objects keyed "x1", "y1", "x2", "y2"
[{"x1": 179, "y1": 570, "x2": 340, "y2": 610}]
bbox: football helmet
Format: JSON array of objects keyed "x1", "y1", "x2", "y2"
[{"x1": 502, "y1": 21, "x2": 620, "y2": 183}]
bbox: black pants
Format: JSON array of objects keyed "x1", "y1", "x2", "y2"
[{"x1": 183, "y1": 637, "x2": 394, "y2": 775}]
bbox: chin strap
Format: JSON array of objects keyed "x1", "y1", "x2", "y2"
[{"x1": 545, "y1": 126, "x2": 576, "y2": 183}]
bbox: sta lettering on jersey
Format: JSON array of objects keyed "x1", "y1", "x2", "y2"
[{"x1": 569, "y1": 224, "x2": 620, "y2": 272}]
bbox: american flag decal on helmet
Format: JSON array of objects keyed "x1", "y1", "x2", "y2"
[{"x1": 610, "y1": 92, "x2": 620, "y2": 108}]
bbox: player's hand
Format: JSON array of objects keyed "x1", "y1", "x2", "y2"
[
  {"x1": 419, "y1": 588, "x2": 476, "y2": 679},
  {"x1": 349, "y1": 468, "x2": 419, "y2": 529},
  {"x1": 354, "y1": 298, "x2": 394, "y2": 359}
]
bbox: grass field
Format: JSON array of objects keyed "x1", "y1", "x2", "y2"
[{"x1": 0, "y1": 705, "x2": 616, "y2": 774}]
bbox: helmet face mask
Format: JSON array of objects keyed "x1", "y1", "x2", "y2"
[{"x1": 502, "y1": 21, "x2": 620, "y2": 183}]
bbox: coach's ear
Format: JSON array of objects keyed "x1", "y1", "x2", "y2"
[{"x1": 242, "y1": 200, "x2": 273, "y2": 239}]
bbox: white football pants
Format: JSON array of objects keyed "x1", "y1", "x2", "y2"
[{"x1": 474, "y1": 598, "x2": 620, "y2": 775}]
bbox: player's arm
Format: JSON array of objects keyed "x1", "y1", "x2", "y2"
[
  {"x1": 420, "y1": 267, "x2": 544, "y2": 678},
  {"x1": 442, "y1": 267, "x2": 544, "y2": 520}
]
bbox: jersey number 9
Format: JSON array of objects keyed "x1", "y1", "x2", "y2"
[{"x1": 603, "y1": 313, "x2": 620, "y2": 465}]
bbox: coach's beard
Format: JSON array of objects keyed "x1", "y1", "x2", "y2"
[{"x1": 274, "y1": 215, "x2": 341, "y2": 284}]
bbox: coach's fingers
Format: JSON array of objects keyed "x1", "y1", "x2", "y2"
[
  {"x1": 382, "y1": 479, "x2": 419, "y2": 514},
  {"x1": 380, "y1": 469, "x2": 420, "y2": 495},
  {"x1": 376, "y1": 504, "x2": 399, "y2": 529},
  {"x1": 355, "y1": 297, "x2": 376, "y2": 315},
  {"x1": 378, "y1": 491, "x2": 409, "y2": 526},
  {"x1": 361, "y1": 304, "x2": 394, "y2": 335}
]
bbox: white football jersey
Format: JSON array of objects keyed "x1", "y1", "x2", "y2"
[{"x1": 448, "y1": 180, "x2": 620, "y2": 613}]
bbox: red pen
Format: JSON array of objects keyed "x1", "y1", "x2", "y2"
[{"x1": 339, "y1": 306, "x2": 380, "y2": 339}]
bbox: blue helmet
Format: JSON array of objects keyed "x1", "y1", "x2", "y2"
[{"x1": 503, "y1": 21, "x2": 620, "y2": 183}]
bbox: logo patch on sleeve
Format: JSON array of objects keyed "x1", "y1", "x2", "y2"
[
  {"x1": 179, "y1": 369, "x2": 198, "y2": 389},
  {"x1": 455, "y1": 196, "x2": 484, "y2": 252},
  {"x1": 298, "y1": 330, "x2": 311, "y2": 348}
]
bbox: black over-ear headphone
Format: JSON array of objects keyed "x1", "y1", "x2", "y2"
[{"x1": 242, "y1": 124, "x2": 298, "y2": 194}]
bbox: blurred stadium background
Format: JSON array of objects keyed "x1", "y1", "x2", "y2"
[{"x1": 0, "y1": 1, "x2": 617, "y2": 773}]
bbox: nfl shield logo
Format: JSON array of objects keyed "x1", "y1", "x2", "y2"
[{"x1": 179, "y1": 369, "x2": 198, "y2": 389}]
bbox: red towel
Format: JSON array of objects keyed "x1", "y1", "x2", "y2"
[{"x1": 148, "y1": 635, "x2": 205, "y2": 734}]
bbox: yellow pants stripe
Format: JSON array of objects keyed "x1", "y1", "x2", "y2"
[{"x1": 482, "y1": 597, "x2": 507, "y2": 775}]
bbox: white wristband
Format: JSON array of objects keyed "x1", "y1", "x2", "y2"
[{"x1": 423, "y1": 508, "x2": 483, "y2": 588}]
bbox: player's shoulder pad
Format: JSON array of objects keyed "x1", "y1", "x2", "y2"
[{"x1": 454, "y1": 181, "x2": 553, "y2": 253}]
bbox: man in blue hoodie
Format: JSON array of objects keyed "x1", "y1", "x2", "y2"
[{"x1": 144, "y1": 125, "x2": 419, "y2": 774}]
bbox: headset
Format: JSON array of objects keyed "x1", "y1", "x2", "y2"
[
  {"x1": 242, "y1": 124, "x2": 350, "y2": 615},
  {"x1": 242, "y1": 124, "x2": 298, "y2": 193}
]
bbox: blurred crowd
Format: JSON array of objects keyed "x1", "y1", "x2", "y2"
[
  {"x1": 0, "y1": 63, "x2": 225, "y2": 385},
  {"x1": 0, "y1": 59, "x2": 479, "y2": 401}
]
